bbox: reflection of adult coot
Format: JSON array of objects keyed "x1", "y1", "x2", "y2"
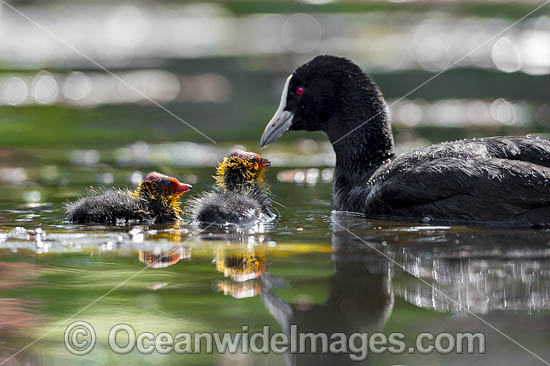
[
  {"x1": 261, "y1": 213, "x2": 550, "y2": 365},
  {"x1": 261, "y1": 226, "x2": 394, "y2": 366}
]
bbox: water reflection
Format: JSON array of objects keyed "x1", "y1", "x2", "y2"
[
  {"x1": 260, "y1": 216, "x2": 395, "y2": 365},
  {"x1": 256, "y1": 214, "x2": 550, "y2": 365},
  {"x1": 1, "y1": 202, "x2": 550, "y2": 364},
  {"x1": 332, "y1": 214, "x2": 550, "y2": 313},
  {"x1": 395, "y1": 254, "x2": 550, "y2": 313},
  {"x1": 215, "y1": 247, "x2": 267, "y2": 282},
  {"x1": 214, "y1": 247, "x2": 267, "y2": 299},
  {"x1": 137, "y1": 236, "x2": 269, "y2": 298},
  {"x1": 261, "y1": 259, "x2": 393, "y2": 365},
  {"x1": 138, "y1": 246, "x2": 191, "y2": 269},
  {"x1": 0, "y1": 263, "x2": 41, "y2": 366}
]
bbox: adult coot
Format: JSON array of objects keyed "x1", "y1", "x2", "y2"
[
  {"x1": 66, "y1": 172, "x2": 192, "y2": 224},
  {"x1": 260, "y1": 55, "x2": 550, "y2": 226},
  {"x1": 189, "y1": 150, "x2": 274, "y2": 226}
]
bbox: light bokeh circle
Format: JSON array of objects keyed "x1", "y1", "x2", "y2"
[{"x1": 282, "y1": 14, "x2": 322, "y2": 53}]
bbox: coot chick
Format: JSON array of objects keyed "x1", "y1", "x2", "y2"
[
  {"x1": 189, "y1": 150, "x2": 274, "y2": 225},
  {"x1": 66, "y1": 172, "x2": 192, "y2": 224},
  {"x1": 260, "y1": 55, "x2": 550, "y2": 226}
]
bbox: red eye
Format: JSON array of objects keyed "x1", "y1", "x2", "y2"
[{"x1": 296, "y1": 87, "x2": 304, "y2": 95}]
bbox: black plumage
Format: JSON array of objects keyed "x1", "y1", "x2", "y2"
[
  {"x1": 260, "y1": 55, "x2": 550, "y2": 226},
  {"x1": 188, "y1": 150, "x2": 274, "y2": 226},
  {"x1": 65, "y1": 172, "x2": 191, "y2": 224},
  {"x1": 65, "y1": 188, "x2": 142, "y2": 224}
]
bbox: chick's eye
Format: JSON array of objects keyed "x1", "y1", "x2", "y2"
[
  {"x1": 162, "y1": 180, "x2": 173, "y2": 188},
  {"x1": 296, "y1": 87, "x2": 304, "y2": 95}
]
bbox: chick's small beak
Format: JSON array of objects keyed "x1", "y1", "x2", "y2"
[
  {"x1": 175, "y1": 181, "x2": 192, "y2": 193},
  {"x1": 260, "y1": 157, "x2": 271, "y2": 168}
]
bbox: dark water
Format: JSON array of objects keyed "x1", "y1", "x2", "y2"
[{"x1": 0, "y1": 146, "x2": 549, "y2": 366}]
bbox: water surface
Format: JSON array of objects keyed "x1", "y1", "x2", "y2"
[{"x1": 0, "y1": 146, "x2": 549, "y2": 366}]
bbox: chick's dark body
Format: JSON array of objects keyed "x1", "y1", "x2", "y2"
[
  {"x1": 192, "y1": 188, "x2": 272, "y2": 225},
  {"x1": 65, "y1": 189, "x2": 146, "y2": 224}
]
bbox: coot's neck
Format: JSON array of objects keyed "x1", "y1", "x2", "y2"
[{"x1": 326, "y1": 101, "x2": 394, "y2": 210}]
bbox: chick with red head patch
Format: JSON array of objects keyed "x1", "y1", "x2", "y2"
[{"x1": 65, "y1": 172, "x2": 191, "y2": 224}]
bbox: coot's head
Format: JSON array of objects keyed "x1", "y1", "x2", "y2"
[
  {"x1": 136, "y1": 172, "x2": 192, "y2": 200},
  {"x1": 134, "y1": 172, "x2": 192, "y2": 221},
  {"x1": 215, "y1": 150, "x2": 270, "y2": 191},
  {"x1": 260, "y1": 55, "x2": 387, "y2": 148}
]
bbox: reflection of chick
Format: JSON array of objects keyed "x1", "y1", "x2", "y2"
[
  {"x1": 214, "y1": 248, "x2": 267, "y2": 299},
  {"x1": 215, "y1": 248, "x2": 268, "y2": 282},
  {"x1": 139, "y1": 247, "x2": 191, "y2": 269},
  {"x1": 217, "y1": 280, "x2": 262, "y2": 299},
  {"x1": 66, "y1": 172, "x2": 191, "y2": 224},
  {"x1": 189, "y1": 150, "x2": 274, "y2": 225}
]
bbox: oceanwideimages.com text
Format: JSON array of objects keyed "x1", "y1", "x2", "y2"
[{"x1": 65, "y1": 321, "x2": 486, "y2": 361}]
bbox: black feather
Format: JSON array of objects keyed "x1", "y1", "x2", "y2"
[
  {"x1": 188, "y1": 187, "x2": 273, "y2": 226},
  {"x1": 65, "y1": 188, "x2": 146, "y2": 224}
]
